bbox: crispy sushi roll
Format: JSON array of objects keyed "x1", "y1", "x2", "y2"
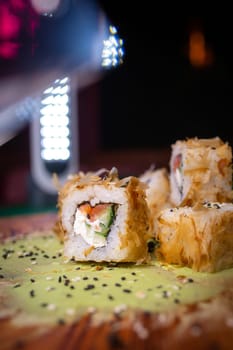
[
  {"x1": 57, "y1": 168, "x2": 153, "y2": 263},
  {"x1": 156, "y1": 202, "x2": 233, "y2": 272},
  {"x1": 139, "y1": 167, "x2": 171, "y2": 232},
  {"x1": 169, "y1": 137, "x2": 233, "y2": 206}
]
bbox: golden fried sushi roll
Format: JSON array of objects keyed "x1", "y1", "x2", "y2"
[
  {"x1": 156, "y1": 202, "x2": 233, "y2": 272},
  {"x1": 139, "y1": 167, "x2": 171, "y2": 232},
  {"x1": 57, "y1": 168, "x2": 153, "y2": 263},
  {"x1": 169, "y1": 137, "x2": 233, "y2": 206}
]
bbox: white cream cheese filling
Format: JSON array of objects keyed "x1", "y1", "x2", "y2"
[
  {"x1": 73, "y1": 208, "x2": 107, "y2": 248},
  {"x1": 175, "y1": 168, "x2": 183, "y2": 193}
]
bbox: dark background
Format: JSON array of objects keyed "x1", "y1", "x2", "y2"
[
  {"x1": 98, "y1": 1, "x2": 233, "y2": 148},
  {"x1": 1, "y1": 0, "x2": 233, "y2": 148}
]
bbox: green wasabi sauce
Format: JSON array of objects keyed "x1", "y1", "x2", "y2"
[{"x1": 0, "y1": 233, "x2": 232, "y2": 326}]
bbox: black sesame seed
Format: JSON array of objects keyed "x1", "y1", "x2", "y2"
[
  {"x1": 108, "y1": 295, "x2": 114, "y2": 300},
  {"x1": 30, "y1": 290, "x2": 35, "y2": 297},
  {"x1": 64, "y1": 279, "x2": 70, "y2": 286},
  {"x1": 162, "y1": 291, "x2": 169, "y2": 298},
  {"x1": 84, "y1": 284, "x2": 95, "y2": 290},
  {"x1": 43, "y1": 254, "x2": 49, "y2": 259},
  {"x1": 63, "y1": 275, "x2": 68, "y2": 279},
  {"x1": 70, "y1": 285, "x2": 75, "y2": 290},
  {"x1": 57, "y1": 319, "x2": 66, "y2": 325},
  {"x1": 156, "y1": 285, "x2": 163, "y2": 289},
  {"x1": 174, "y1": 298, "x2": 180, "y2": 304},
  {"x1": 75, "y1": 267, "x2": 80, "y2": 270},
  {"x1": 83, "y1": 276, "x2": 88, "y2": 280},
  {"x1": 121, "y1": 277, "x2": 126, "y2": 281},
  {"x1": 52, "y1": 256, "x2": 57, "y2": 259},
  {"x1": 131, "y1": 272, "x2": 136, "y2": 275},
  {"x1": 102, "y1": 283, "x2": 108, "y2": 287},
  {"x1": 66, "y1": 293, "x2": 72, "y2": 298},
  {"x1": 93, "y1": 277, "x2": 99, "y2": 281},
  {"x1": 25, "y1": 252, "x2": 33, "y2": 257},
  {"x1": 58, "y1": 253, "x2": 62, "y2": 257},
  {"x1": 188, "y1": 278, "x2": 194, "y2": 283},
  {"x1": 40, "y1": 302, "x2": 48, "y2": 308},
  {"x1": 7, "y1": 249, "x2": 14, "y2": 254},
  {"x1": 0, "y1": 274, "x2": 4, "y2": 279},
  {"x1": 30, "y1": 278, "x2": 35, "y2": 283},
  {"x1": 144, "y1": 311, "x2": 151, "y2": 317},
  {"x1": 30, "y1": 257, "x2": 36, "y2": 261},
  {"x1": 123, "y1": 289, "x2": 131, "y2": 293},
  {"x1": 58, "y1": 276, "x2": 62, "y2": 283},
  {"x1": 15, "y1": 340, "x2": 25, "y2": 349},
  {"x1": 115, "y1": 283, "x2": 121, "y2": 287},
  {"x1": 108, "y1": 332, "x2": 123, "y2": 348},
  {"x1": 13, "y1": 283, "x2": 21, "y2": 288}
]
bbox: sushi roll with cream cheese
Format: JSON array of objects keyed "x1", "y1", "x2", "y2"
[
  {"x1": 156, "y1": 202, "x2": 233, "y2": 272},
  {"x1": 139, "y1": 167, "x2": 171, "y2": 233},
  {"x1": 57, "y1": 168, "x2": 153, "y2": 263},
  {"x1": 169, "y1": 137, "x2": 233, "y2": 206}
]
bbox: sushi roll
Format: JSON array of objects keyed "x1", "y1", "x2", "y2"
[
  {"x1": 57, "y1": 168, "x2": 153, "y2": 263},
  {"x1": 139, "y1": 167, "x2": 171, "y2": 232},
  {"x1": 155, "y1": 202, "x2": 233, "y2": 272},
  {"x1": 169, "y1": 137, "x2": 233, "y2": 206}
]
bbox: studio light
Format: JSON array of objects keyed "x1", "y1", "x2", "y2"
[{"x1": 30, "y1": 76, "x2": 78, "y2": 196}]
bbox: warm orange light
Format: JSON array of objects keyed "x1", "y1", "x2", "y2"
[{"x1": 188, "y1": 30, "x2": 213, "y2": 68}]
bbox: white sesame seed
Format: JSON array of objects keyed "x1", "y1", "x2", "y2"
[
  {"x1": 114, "y1": 304, "x2": 127, "y2": 314},
  {"x1": 47, "y1": 304, "x2": 56, "y2": 311},
  {"x1": 133, "y1": 321, "x2": 149, "y2": 339},
  {"x1": 172, "y1": 285, "x2": 180, "y2": 290},
  {"x1": 135, "y1": 291, "x2": 147, "y2": 299},
  {"x1": 87, "y1": 307, "x2": 96, "y2": 314},
  {"x1": 225, "y1": 317, "x2": 233, "y2": 327},
  {"x1": 46, "y1": 286, "x2": 55, "y2": 292},
  {"x1": 25, "y1": 268, "x2": 32, "y2": 272},
  {"x1": 157, "y1": 313, "x2": 167, "y2": 324},
  {"x1": 71, "y1": 276, "x2": 81, "y2": 282},
  {"x1": 190, "y1": 324, "x2": 202, "y2": 336},
  {"x1": 66, "y1": 308, "x2": 75, "y2": 316}
]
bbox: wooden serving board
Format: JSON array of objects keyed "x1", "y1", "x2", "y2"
[{"x1": 0, "y1": 212, "x2": 233, "y2": 350}]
